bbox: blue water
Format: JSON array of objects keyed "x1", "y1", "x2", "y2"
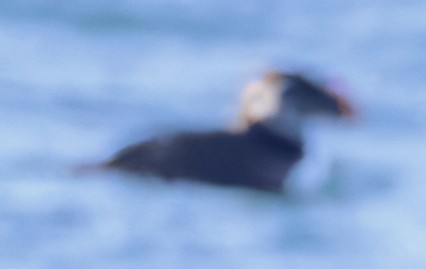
[{"x1": 1, "y1": 1, "x2": 426, "y2": 268}]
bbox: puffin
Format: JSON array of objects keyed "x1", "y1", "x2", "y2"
[{"x1": 104, "y1": 72, "x2": 353, "y2": 192}]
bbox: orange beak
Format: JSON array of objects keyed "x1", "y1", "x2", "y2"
[
  {"x1": 335, "y1": 93, "x2": 355, "y2": 118},
  {"x1": 325, "y1": 77, "x2": 356, "y2": 119}
]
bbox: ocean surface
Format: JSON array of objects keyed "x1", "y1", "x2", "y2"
[{"x1": 1, "y1": 1, "x2": 426, "y2": 268}]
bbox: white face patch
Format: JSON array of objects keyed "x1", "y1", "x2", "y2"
[
  {"x1": 244, "y1": 81, "x2": 282, "y2": 121},
  {"x1": 234, "y1": 75, "x2": 285, "y2": 131}
]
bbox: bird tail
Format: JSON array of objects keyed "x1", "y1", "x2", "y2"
[{"x1": 72, "y1": 162, "x2": 109, "y2": 176}]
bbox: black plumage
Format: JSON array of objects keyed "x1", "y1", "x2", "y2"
[{"x1": 107, "y1": 123, "x2": 303, "y2": 192}]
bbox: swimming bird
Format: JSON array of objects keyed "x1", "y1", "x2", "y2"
[{"x1": 105, "y1": 72, "x2": 353, "y2": 192}]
